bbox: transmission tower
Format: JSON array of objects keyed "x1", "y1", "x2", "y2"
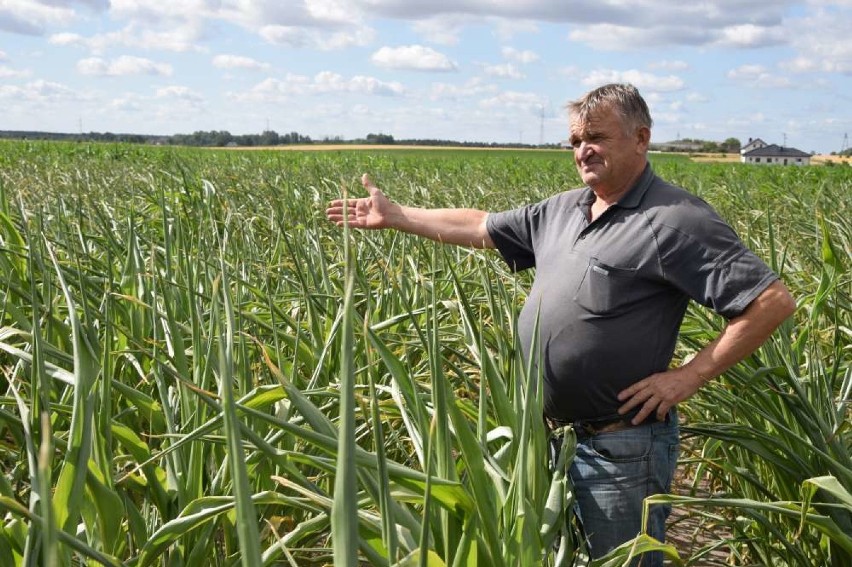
[{"x1": 842, "y1": 133, "x2": 849, "y2": 153}]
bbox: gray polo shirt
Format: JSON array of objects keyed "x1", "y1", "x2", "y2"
[{"x1": 486, "y1": 164, "x2": 778, "y2": 421}]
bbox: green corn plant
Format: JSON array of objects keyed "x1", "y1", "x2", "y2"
[{"x1": 0, "y1": 139, "x2": 848, "y2": 566}]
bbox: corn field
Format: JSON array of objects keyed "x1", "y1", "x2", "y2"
[{"x1": 0, "y1": 141, "x2": 849, "y2": 566}]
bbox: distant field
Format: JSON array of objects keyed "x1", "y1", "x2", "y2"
[{"x1": 229, "y1": 143, "x2": 852, "y2": 166}]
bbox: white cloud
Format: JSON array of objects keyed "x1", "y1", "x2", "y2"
[
  {"x1": 220, "y1": 1, "x2": 366, "y2": 29},
  {"x1": 714, "y1": 24, "x2": 787, "y2": 48},
  {"x1": 212, "y1": 54, "x2": 270, "y2": 71},
  {"x1": 0, "y1": 50, "x2": 7, "y2": 61},
  {"x1": 502, "y1": 47, "x2": 538, "y2": 64},
  {"x1": 412, "y1": 16, "x2": 466, "y2": 45},
  {"x1": 77, "y1": 56, "x2": 173, "y2": 77},
  {"x1": 492, "y1": 18, "x2": 539, "y2": 41},
  {"x1": 430, "y1": 78, "x2": 497, "y2": 100},
  {"x1": 50, "y1": 23, "x2": 203, "y2": 53},
  {"x1": 480, "y1": 90, "x2": 545, "y2": 112},
  {"x1": 346, "y1": 75, "x2": 406, "y2": 95},
  {"x1": 726, "y1": 64, "x2": 792, "y2": 88},
  {"x1": 246, "y1": 75, "x2": 312, "y2": 98},
  {"x1": 582, "y1": 69, "x2": 685, "y2": 92},
  {"x1": 230, "y1": 72, "x2": 405, "y2": 103},
  {"x1": 110, "y1": 95, "x2": 145, "y2": 112},
  {"x1": 779, "y1": 56, "x2": 822, "y2": 73},
  {"x1": 686, "y1": 91, "x2": 709, "y2": 103},
  {"x1": 371, "y1": 45, "x2": 457, "y2": 71},
  {"x1": 49, "y1": 32, "x2": 84, "y2": 46},
  {"x1": 0, "y1": 65, "x2": 30, "y2": 79},
  {"x1": 304, "y1": 0, "x2": 354, "y2": 24},
  {"x1": 155, "y1": 85, "x2": 204, "y2": 103},
  {"x1": 259, "y1": 24, "x2": 374, "y2": 50},
  {"x1": 259, "y1": 26, "x2": 310, "y2": 47},
  {"x1": 0, "y1": 80, "x2": 81, "y2": 102},
  {"x1": 309, "y1": 71, "x2": 405, "y2": 95},
  {"x1": 728, "y1": 64, "x2": 768, "y2": 80},
  {"x1": 131, "y1": 24, "x2": 205, "y2": 52},
  {"x1": 323, "y1": 27, "x2": 376, "y2": 49},
  {"x1": 0, "y1": 1, "x2": 77, "y2": 35},
  {"x1": 785, "y1": 7, "x2": 852, "y2": 74},
  {"x1": 350, "y1": 1, "x2": 576, "y2": 22},
  {"x1": 108, "y1": 0, "x2": 220, "y2": 25},
  {"x1": 484, "y1": 63, "x2": 524, "y2": 79},
  {"x1": 580, "y1": 22, "x2": 738, "y2": 50}
]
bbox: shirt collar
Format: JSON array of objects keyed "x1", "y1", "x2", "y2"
[
  {"x1": 578, "y1": 162, "x2": 654, "y2": 211},
  {"x1": 616, "y1": 163, "x2": 654, "y2": 209}
]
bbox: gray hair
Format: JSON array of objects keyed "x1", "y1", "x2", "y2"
[{"x1": 567, "y1": 83, "x2": 653, "y2": 131}]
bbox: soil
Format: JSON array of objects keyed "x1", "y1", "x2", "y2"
[{"x1": 665, "y1": 477, "x2": 733, "y2": 566}]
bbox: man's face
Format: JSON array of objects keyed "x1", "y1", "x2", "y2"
[{"x1": 569, "y1": 107, "x2": 648, "y2": 195}]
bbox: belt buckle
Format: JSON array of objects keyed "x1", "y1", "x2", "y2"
[
  {"x1": 592, "y1": 420, "x2": 629, "y2": 434},
  {"x1": 579, "y1": 418, "x2": 630, "y2": 435},
  {"x1": 547, "y1": 415, "x2": 631, "y2": 435}
]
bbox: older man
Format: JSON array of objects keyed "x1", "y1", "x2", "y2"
[{"x1": 326, "y1": 83, "x2": 795, "y2": 563}]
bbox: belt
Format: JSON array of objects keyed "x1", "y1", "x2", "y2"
[{"x1": 545, "y1": 413, "x2": 659, "y2": 436}]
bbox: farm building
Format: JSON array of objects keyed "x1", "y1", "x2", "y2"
[
  {"x1": 741, "y1": 144, "x2": 811, "y2": 166},
  {"x1": 740, "y1": 137, "x2": 768, "y2": 155}
]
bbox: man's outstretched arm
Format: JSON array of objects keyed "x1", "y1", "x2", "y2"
[{"x1": 326, "y1": 174, "x2": 495, "y2": 249}]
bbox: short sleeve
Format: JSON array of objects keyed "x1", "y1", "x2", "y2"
[
  {"x1": 486, "y1": 205, "x2": 539, "y2": 272},
  {"x1": 656, "y1": 212, "x2": 778, "y2": 319}
]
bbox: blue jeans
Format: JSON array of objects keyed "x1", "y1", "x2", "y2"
[{"x1": 554, "y1": 409, "x2": 680, "y2": 565}]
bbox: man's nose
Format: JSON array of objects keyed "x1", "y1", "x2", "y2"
[{"x1": 576, "y1": 141, "x2": 593, "y2": 159}]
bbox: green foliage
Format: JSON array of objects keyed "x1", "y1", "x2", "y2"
[{"x1": 0, "y1": 140, "x2": 848, "y2": 565}]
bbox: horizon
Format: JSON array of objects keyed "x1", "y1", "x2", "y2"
[{"x1": 1, "y1": 2, "x2": 850, "y2": 155}]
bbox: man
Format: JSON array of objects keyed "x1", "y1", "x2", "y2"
[{"x1": 325, "y1": 83, "x2": 795, "y2": 563}]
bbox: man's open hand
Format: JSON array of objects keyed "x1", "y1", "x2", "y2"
[{"x1": 326, "y1": 174, "x2": 394, "y2": 229}]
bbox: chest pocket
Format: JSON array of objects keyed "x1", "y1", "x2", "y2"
[{"x1": 573, "y1": 258, "x2": 639, "y2": 315}]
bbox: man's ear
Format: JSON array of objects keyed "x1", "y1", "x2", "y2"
[{"x1": 636, "y1": 126, "x2": 651, "y2": 152}]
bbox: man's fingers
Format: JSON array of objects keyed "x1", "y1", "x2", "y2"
[
  {"x1": 632, "y1": 402, "x2": 655, "y2": 425},
  {"x1": 618, "y1": 396, "x2": 641, "y2": 415},
  {"x1": 617, "y1": 382, "x2": 640, "y2": 401},
  {"x1": 617, "y1": 378, "x2": 653, "y2": 410}
]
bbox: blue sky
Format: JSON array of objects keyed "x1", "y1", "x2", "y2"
[{"x1": 1, "y1": 1, "x2": 850, "y2": 154}]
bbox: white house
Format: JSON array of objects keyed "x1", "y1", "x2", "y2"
[
  {"x1": 741, "y1": 144, "x2": 811, "y2": 166},
  {"x1": 741, "y1": 138, "x2": 768, "y2": 155}
]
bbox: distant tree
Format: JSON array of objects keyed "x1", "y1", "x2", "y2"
[
  {"x1": 365, "y1": 133, "x2": 395, "y2": 145},
  {"x1": 259, "y1": 130, "x2": 279, "y2": 146},
  {"x1": 722, "y1": 137, "x2": 741, "y2": 152},
  {"x1": 281, "y1": 131, "x2": 311, "y2": 144},
  {"x1": 212, "y1": 131, "x2": 233, "y2": 147}
]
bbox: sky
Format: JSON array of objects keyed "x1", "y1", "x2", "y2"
[{"x1": 1, "y1": 1, "x2": 851, "y2": 154}]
